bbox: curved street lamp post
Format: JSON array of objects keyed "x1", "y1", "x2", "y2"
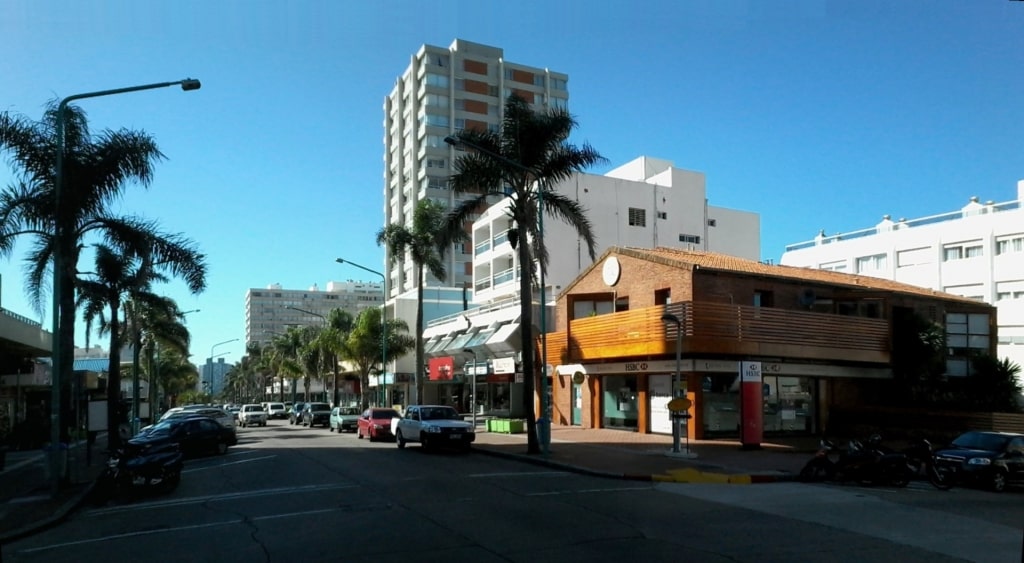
[
  {"x1": 50, "y1": 78, "x2": 200, "y2": 495},
  {"x1": 208, "y1": 338, "x2": 239, "y2": 399},
  {"x1": 336, "y1": 258, "x2": 387, "y2": 407}
]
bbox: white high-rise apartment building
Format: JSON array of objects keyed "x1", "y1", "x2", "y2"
[
  {"x1": 780, "y1": 180, "x2": 1024, "y2": 376},
  {"x1": 383, "y1": 39, "x2": 569, "y2": 299},
  {"x1": 244, "y1": 281, "x2": 383, "y2": 348}
]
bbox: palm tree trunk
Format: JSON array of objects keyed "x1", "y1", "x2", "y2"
[
  {"x1": 106, "y1": 302, "x2": 123, "y2": 450},
  {"x1": 57, "y1": 238, "x2": 78, "y2": 448},
  {"x1": 518, "y1": 234, "x2": 539, "y2": 454},
  {"x1": 415, "y1": 266, "x2": 425, "y2": 405}
]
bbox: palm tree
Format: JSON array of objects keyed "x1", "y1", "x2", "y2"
[
  {"x1": 152, "y1": 349, "x2": 197, "y2": 408},
  {"x1": 345, "y1": 308, "x2": 414, "y2": 408},
  {"x1": 441, "y1": 94, "x2": 605, "y2": 454},
  {"x1": 296, "y1": 325, "x2": 324, "y2": 403},
  {"x1": 316, "y1": 309, "x2": 355, "y2": 406},
  {"x1": 267, "y1": 328, "x2": 305, "y2": 404},
  {"x1": 136, "y1": 300, "x2": 193, "y2": 418},
  {"x1": 377, "y1": 200, "x2": 452, "y2": 404},
  {"x1": 0, "y1": 101, "x2": 204, "y2": 442}
]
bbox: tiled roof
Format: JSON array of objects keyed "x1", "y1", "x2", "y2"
[{"x1": 617, "y1": 247, "x2": 981, "y2": 304}]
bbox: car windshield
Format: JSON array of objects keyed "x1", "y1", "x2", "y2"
[
  {"x1": 243, "y1": 406, "x2": 262, "y2": 412},
  {"x1": 951, "y1": 432, "x2": 1012, "y2": 452},
  {"x1": 338, "y1": 408, "x2": 359, "y2": 415},
  {"x1": 372, "y1": 409, "x2": 400, "y2": 419},
  {"x1": 420, "y1": 407, "x2": 460, "y2": 421},
  {"x1": 309, "y1": 403, "x2": 330, "y2": 411}
]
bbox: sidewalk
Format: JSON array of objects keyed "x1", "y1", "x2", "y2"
[
  {"x1": 472, "y1": 425, "x2": 817, "y2": 484},
  {"x1": 0, "y1": 436, "x2": 106, "y2": 545}
]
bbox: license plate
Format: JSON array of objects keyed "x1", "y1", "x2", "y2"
[{"x1": 449, "y1": 434, "x2": 462, "y2": 440}]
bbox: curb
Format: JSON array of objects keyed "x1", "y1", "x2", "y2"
[{"x1": 472, "y1": 445, "x2": 798, "y2": 485}]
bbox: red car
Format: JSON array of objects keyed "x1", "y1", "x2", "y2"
[{"x1": 357, "y1": 408, "x2": 401, "y2": 442}]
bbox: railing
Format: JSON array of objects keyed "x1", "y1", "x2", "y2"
[
  {"x1": 547, "y1": 302, "x2": 890, "y2": 364},
  {"x1": 785, "y1": 199, "x2": 1022, "y2": 252},
  {"x1": 427, "y1": 295, "x2": 522, "y2": 328},
  {"x1": 474, "y1": 240, "x2": 491, "y2": 256},
  {"x1": 474, "y1": 278, "x2": 492, "y2": 292},
  {"x1": 493, "y1": 229, "x2": 509, "y2": 246},
  {"x1": 493, "y1": 268, "x2": 515, "y2": 286},
  {"x1": 2, "y1": 308, "x2": 41, "y2": 327}
]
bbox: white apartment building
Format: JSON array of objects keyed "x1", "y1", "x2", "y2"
[
  {"x1": 780, "y1": 180, "x2": 1024, "y2": 376},
  {"x1": 417, "y1": 157, "x2": 761, "y2": 415},
  {"x1": 244, "y1": 281, "x2": 383, "y2": 348},
  {"x1": 383, "y1": 39, "x2": 570, "y2": 299}
]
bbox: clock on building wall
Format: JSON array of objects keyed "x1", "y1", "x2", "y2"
[{"x1": 602, "y1": 256, "x2": 621, "y2": 287}]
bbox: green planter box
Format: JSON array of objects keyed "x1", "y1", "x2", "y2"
[
  {"x1": 491, "y1": 419, "x2": 525, "y2": 434},
  {"x1": 508, "y1": 419, "x2": 524, "y2": 434}
]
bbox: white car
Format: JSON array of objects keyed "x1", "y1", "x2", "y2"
[
  {"x1": 265, "y1": 402, "x2": 287, "y2": 419},
  {"x1": 238, "y1": 404, "x2": 268, "y2": 427},
  {"x1": 395, "y1": 405, "x2": 475, "y2": 450}
]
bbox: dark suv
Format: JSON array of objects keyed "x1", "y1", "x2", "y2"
[
  {"x1": 288, "y1": 402, "x2": 306, "y2": 425},
  {"x1": 934, "y1": 431, "x2": 1024, "y2": 492},
  {"x1": 301, "y1": 402, "x2": 332, "y2": 428}
]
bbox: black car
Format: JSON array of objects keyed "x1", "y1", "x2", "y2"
[
  {"x1": 288, "y1": 402, "x2": 306, "y2": 425},
  {"x1": 128, "y1": 415, "x2": 237, "y2": 458},
  {"x1": 301, "y1": 402, "x2": 332, "y2": 428},
  {"x1": 934, "y1": 431, "x2": 1024, "y2": 492}
]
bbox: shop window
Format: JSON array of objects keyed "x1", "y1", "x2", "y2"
[
  {"x1": 654, "y1": 288, "x2": 671, "y2": 305},
  {"x1": 602, "y1": 376, "x2": 638, "y2": 430},
  {"x1": 615, "y1": 297, "x2": 629, "y2": 312}
]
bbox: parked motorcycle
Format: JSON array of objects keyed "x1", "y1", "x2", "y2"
[
  {"x1": 90, "y1": 442, "x2": 183, "y2": 504},
  {"x1": 800, "y1": 437, "x2": 911, "y2": 487},
  {"x1": 902, "y1": 438, "x2": 953, "y2": 490}
]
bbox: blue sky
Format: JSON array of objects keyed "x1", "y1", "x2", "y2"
[{"x1": 1, "y1": 0, "x2": 1022, "y2": 366}]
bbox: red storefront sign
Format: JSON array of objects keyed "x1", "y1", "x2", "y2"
[
  {"x1": 428, "y1": 357, "x2": 454, "y2": 381},
  {"x1": 486, "y1": 373, "x2": 513, "y2": 383}
]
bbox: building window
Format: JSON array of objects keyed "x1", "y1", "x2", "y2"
[
  {"x1": 943, "y1": 241, "x2": 983, "y2": 262},
  {"x1": 855, "y1": 253, "x2": 887, "y2": 272},
  {"x1": 707, "y1": 219, "x2": 717, "y2": 227},
  {"x1": 426, "y1": 158, "x2": 446, "y2": 169},
  {"x1": 946, "y1": 312, "x2": 991, "y2": 376},
  {"x1": 533, "y1": 75, "x2": 545, "y2": 87},
  {"x1": 551, "y1": 77, "x2": 567, "y2": 90},
  {"x1": 424, "y1": 73, "x2": 448, "y2": 88},
  {"x1": 628, "y1": 207, "x2": 646, "y2": 227},
  {"x1": 422, "y1": 114, "x2": 449, "y2": 128},
  {"x1": 657, "y1": 211, "x2": 667, "y2": 220},
  {"x1": 897, "y1": 247, "x2": 933, "y2": 267},
  {"x1": 819, "y1": 260, "x2": 847, "y2": 272},
  {"x1": 550, "y1": 97, "x2": 568, "y2": 110},
  {"x1": 679, "y1": 234, "x2": 701, "y2": 244},
  {"x1": 424, "y1": 93, "x2": 448, "y2": 108},
  {"x1": 996, "y1": 234, "x2": 1024, "y2": 255},
  {"x1": 425, "y1": 54, "x2": 448, "y2": 67}
]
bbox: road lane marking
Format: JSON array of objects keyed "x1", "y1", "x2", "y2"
[
  {"x1": 17, "y1": 507, "x2": 351, "y2": 554},
  {"x1": 526, "y1": 486, "x2": 651, "y2": 496},
  {"x1": 182, "y1": 455, "x2": 277, "y2": 473},
  {"x1": 88, "y1": 483, "x2": 358, "y2": 515},
  {"x1": 469, "y1": 471, "x2": 569, "y2": 478}
]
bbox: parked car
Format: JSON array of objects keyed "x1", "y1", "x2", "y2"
[
  {"x1": 356, "y1": 408, "x2": 402, "y2": 441},
  {"x1": 266, "y1": 402, "x2": 287, "y2": 419},
  {"x1": 157, "y1": 406, "x2": 236, "y2": 432},
  {"x1": 228, "y1": 406, "x2": 241, "y2": 420},
  {"x1": 934, "y1": 431, "x2": 1024, "y2": 492},
  {"x1": 395, "y1": 405, "x2": 475, "y2": 451},
  {"x1": 130, "y1": 415, "x2": 237, "y2": 458},
  {"x1": 330, "y1": 406, "x2": 361, "y2": 433},
  {"x1": 288, "y1": 402, "x2": 306, "y2": 425},
  {"x1": 301, "y1": 402, "x2": 332, "y2": 428},
  {"x1": 238, "y1": 404, "x2": 268, "y2": 428}
]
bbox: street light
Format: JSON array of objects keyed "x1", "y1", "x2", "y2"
[
  {"x1": 463, "y1": 348, "x2": 479, "y2": 430},
  {"x1": 286, "y1": 306, "x2": 326, "y2": 325},
  {"x1": 661, "y1": 313, "x2": 687, "y2": 456},
  {"x1": 445, "y1": 135, "x2": 551, "y2": 456},
  {"x1": 336, "y1": 258, "x2": 387, "y2": 407},
  {"x1": 50, "y1": 78, "x2": 200, "y2": 495},
  {"x1": 209, "y1": 338, "x2": 239, "y2": 399}
]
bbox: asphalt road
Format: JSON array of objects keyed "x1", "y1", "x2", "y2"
[{"x1": 4, "y1": 420, "x2": 1022, "y2": 562}]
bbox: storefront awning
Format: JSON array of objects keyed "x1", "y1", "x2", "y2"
[{"x1": 485, "y1": 322, "x2": 520, "y2": 355}]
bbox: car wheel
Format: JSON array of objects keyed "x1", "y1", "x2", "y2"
[
  {"x1": 217, "y1": 442, "x2": 228, "y2": 455},
  {"x1": 329, "y1": 425, "x2": 335, "y2": 433},
  {"x1": 397, "y1": 430, "x2": 406, "y2": 449},
  {"x1": 990, "y1": 471, "x2": 1007, "y2": 492}
]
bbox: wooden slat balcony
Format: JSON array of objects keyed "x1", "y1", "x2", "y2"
[{"x1": 544, "y1": 302, "x2": 890, "y2": 366}]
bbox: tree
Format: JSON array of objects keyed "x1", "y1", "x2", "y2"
[
  {"x1": 267, "y1": 328, "x2": 305, "y2": 404},
  {"x1": 441, "y1": 94, "x2": 605, "y2": 453},
  {"x1": 297, "y1": 325, "x2": 324, "y2": 402},
  {"x1": 77, "y1": 243, "x2": 203, "y2": 447},
  {"x1": 0, "y1": 101, "x2": 204, "y2": 443},
  {"x1": 377, "y1": 200, "x2": 451, "y2": 404},
  {"x1": 345, "y1": 308, "x2": 414, "y2": 408},
  {"x1": 315, "y1": 309, "x2": 355, "y2": 406},
  {"x1": 153, "y1": 349, "x2": 198, "y2": 408}
]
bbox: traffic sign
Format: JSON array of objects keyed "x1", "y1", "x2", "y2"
[{"x1": 667, "y1": 397, "x2": 692, "y2": 412}]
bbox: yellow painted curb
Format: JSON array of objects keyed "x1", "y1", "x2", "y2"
[{"x1": 653, "y1": 467, "x2": 754, "y2": 484}]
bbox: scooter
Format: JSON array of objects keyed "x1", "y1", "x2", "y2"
[
  {"x1": 91, "y1": 442, "x2": 183, "y2": 504},
  {"x1": 800, "y1": 438, "x2": 911, "y2": 487},
  {"x1": 902, "y1": 438, "x2": 953, "y2": 490}
]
